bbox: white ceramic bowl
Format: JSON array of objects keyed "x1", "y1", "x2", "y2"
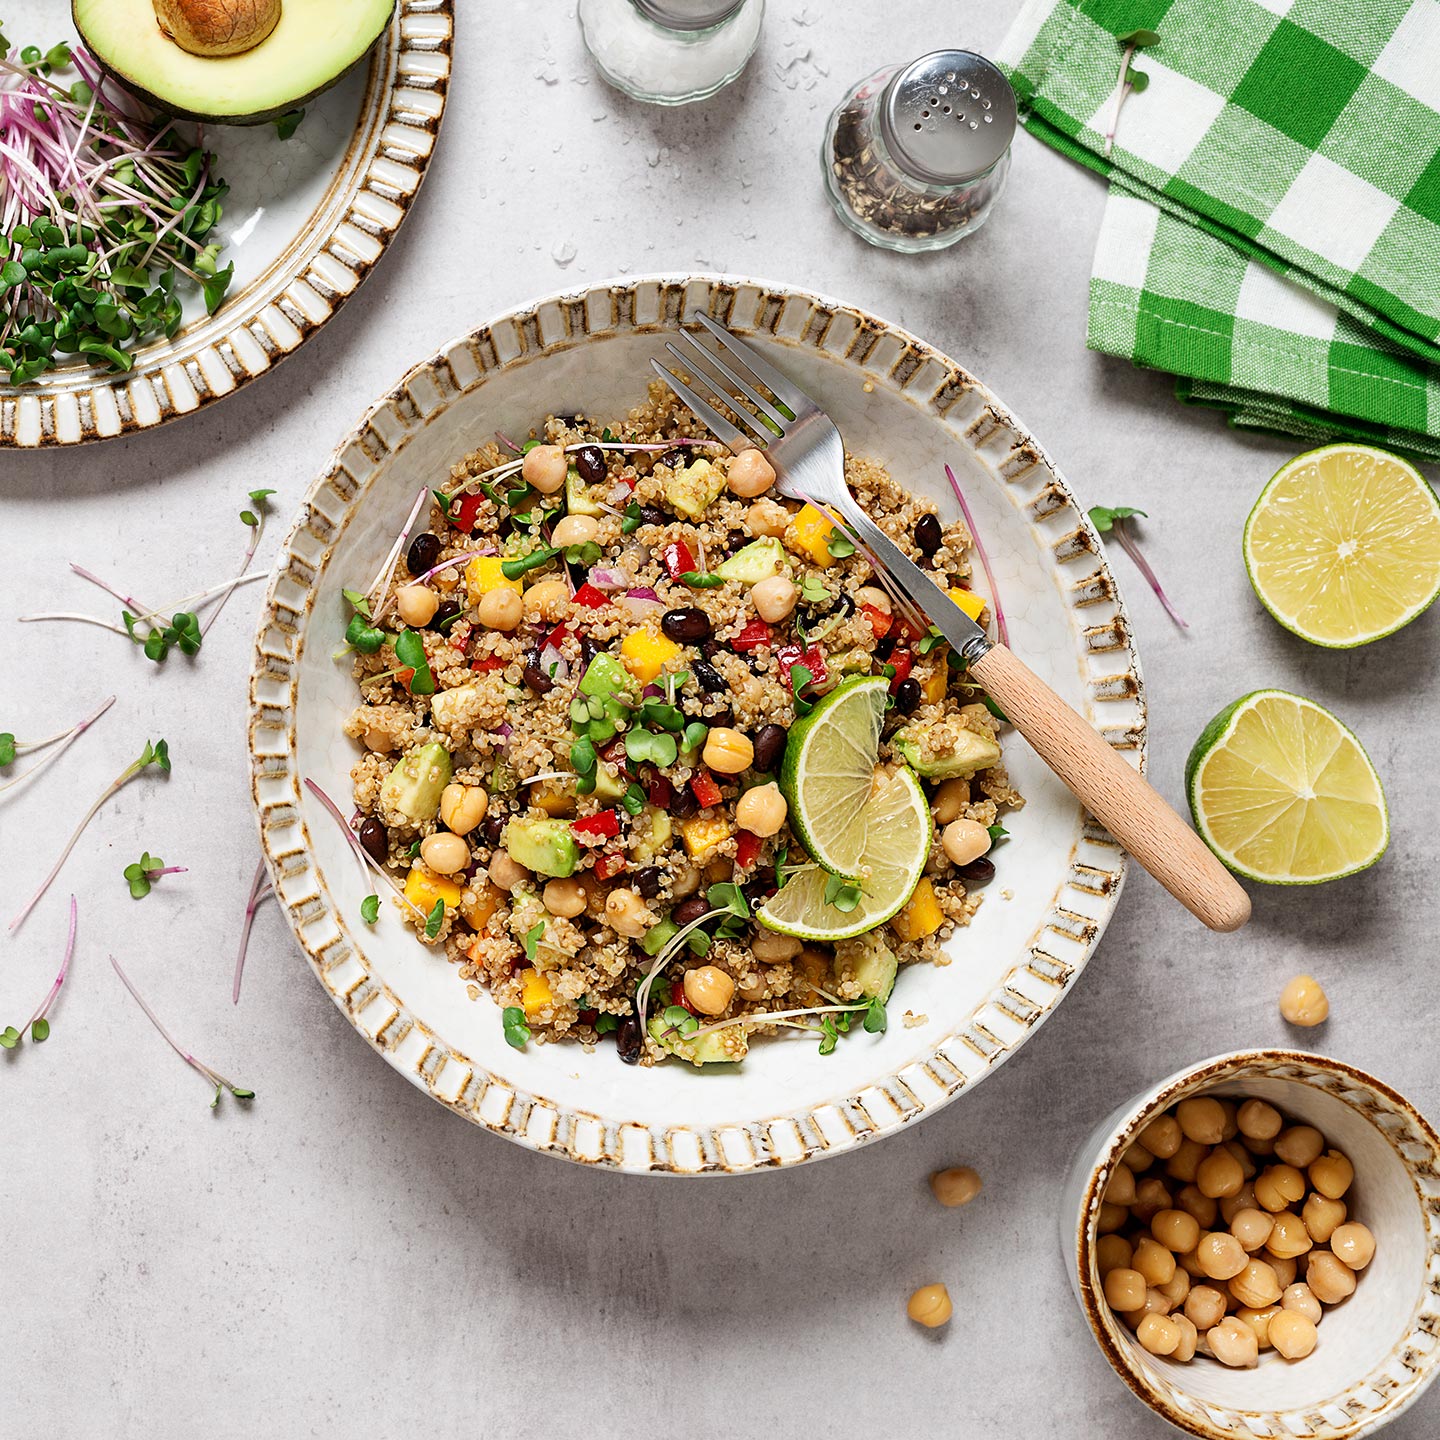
[
  {"x1": 248, "y1": 274, "x2": 1147, "y2": 1174},
  {"x1": 1063, "y1": 1050, "x2": 1440, "y2": 1438}
]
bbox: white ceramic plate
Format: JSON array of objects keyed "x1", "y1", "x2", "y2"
[
  {"x1": 0, "y1": 0, "x2": 452, "y2": 447},
  {"x1": 248, "y1": 275, "x2": 1147, "y2": 1175}
]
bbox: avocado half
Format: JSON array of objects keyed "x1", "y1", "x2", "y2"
[{"x1": 72, "y1": 0, "x2": 395, "y2": 126}]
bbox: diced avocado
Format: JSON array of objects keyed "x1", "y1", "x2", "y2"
[
  {"x1": 566, "y1": 465, "x2": 604, "y2": 517},
  {"x1": 379, "y1": 742, "x2": 452, "y2": 823},
  {"x1": 663, "y1": 458, "x2": 726, "y2": 521},
  {"x1": 713, "y1": 536, "x2": 788, "y2": 585},
  {"x1": 893, "y1": 717, "x2": 1002, "y2": 779},
  {"x1": 592, "y1": 763, "x2": 627, "y2": 803},
  {"x1": 836, "y1": 932, "x2": 898, "y2": 1002},
  {"x1": 647, "y1": 1014, "x2": 748, "y2": 1066},
  {"x1": 504, "y1": 817, "x2": 579, "y2": 879},
  {"x1": 632, "y1": 806, "x2": 672, "y2": 864},
  {"x1": 641, "y1": 918, "x2": 679, "y2": 956},
  {"x1": 579, "y1": 651, "x2": 632, "y2": 700}
]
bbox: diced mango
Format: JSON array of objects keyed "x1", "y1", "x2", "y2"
[
  {"x1": 891, "y1": 877, "x2": 944, "y2": 942},
  {"x1": 404, "y1": 864, "x2": 463, "y2": 913},
  {"x1": 519, "y1": 966, "x2": 554, "y2": 1017},
  {"x1": 620, "y1": 628, "x2": 682, "y2": 684},
  {"x1": 531, "y1": 780, "x2": 577, "y2": 817},
  {"x1": 465, "y1": 555, "x2": 524, "y2": 606},
  {"x1": 949, "y1": 586, "x2": 987, "y2": 623},
  {"x1": 460, "y1": 882, "x2": 504, "y2": 931},
  {"x1": 787, "y1": 503, "x2": 838, "y2": 568},
  {"x1": 919, "y1": 663, "x2": 948, "y2": 705},
  {"x1": 680, "y1": 814, "x2": 732, "y2": 861}
]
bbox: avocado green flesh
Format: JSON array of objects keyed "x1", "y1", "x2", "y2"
[{"x1": 72, "y1": 0, "x2": 394, "y2": 125}]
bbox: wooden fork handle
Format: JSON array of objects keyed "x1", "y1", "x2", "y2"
[{"x1": 969, "y1": 644, "x2": 1251, "y2": 933}]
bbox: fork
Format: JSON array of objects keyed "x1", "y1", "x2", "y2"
[{"x1": 654, "y1": 315, "x2": 1250, "y2": 933}]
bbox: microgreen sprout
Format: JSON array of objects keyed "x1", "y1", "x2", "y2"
[
  {"x1": 424, "y1": 899, "x2": 445, "y2": 939},
  {"x1": 790, "y1": 663, "x2": 815, "y2": 718},
  {"x1": 799, "y1": 574, "x2": 831, "y2": 606},
  {"x1": 366, "y1": 487, "x2": 431, "y2": 622},
  {"x1": 123, "y1": 851, "x2": 186, "y2": 899},
  {"x1": 0, "y1": 694, "x2": 114, "y2": 797},
  {"x1": 1089, "y1": 506, "x2": 1189, "y2": 629},
  {"x1": 522, "y1": 920, "x2": 545, "y2": 962},
  {"x1": 10, "y1": 738, "x2": 170, "y2": 933},
  {"x1": 302, "y1": 778, "x2": 428, "y2": 924},
  {"x1": 232, "y1": 857, "x2": 275, "y2": 1004},
  {"x1": 502, "y1": 1005, "x2": 531, "y2": 1049},
  {"x1": 621, "y1": 501, "x2": 643, "y2": 535},
  {"x1": 669, "y1": 994, "x2": 888, "y2": 1055},
  {"x1": 823, "y1": 873, "x2": 864, "y2": 913},
  {"x1": 944, "y1": 464, "x2": 1009, "y2": 647},
  {"x1": 1103, "y1": 28, "x2": 1160, "y2": 157},
  {"x1": 272, "y1": 108, "x2": 304, "y2": 141},
  {"x1": 1, "y1": 894, "x2": 77, "y2": 1049},
  {"x1": 988, "y1": 823, "x2": 1010, "y2": 845},
  {"x1": 110, "y1": 953, "x2": 254, "y2": 1108},
  {"x1": 360, "y1": 894, "x2": 380, "y2": 925},
  {"x1": 635, "y1": 884, "x2": 752, "y2": 1030},
  {"x1": 826, "y1": 533, "x2": 856, "y2": 559}
]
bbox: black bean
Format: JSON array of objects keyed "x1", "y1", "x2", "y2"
[
  {"x1": 874, "y1": 635, "x2": 896, "y2": 662},
  {"x1": 659, "y1": 447, "x2": 689, "y2": 471},
  {"x1": 496, "y1": 515, "x2": 515, "y2": 540},
  {"x1": 661, "y1": 608, "x2": 712, "y2": 644},
  {"x1": 432, "y1": 600, "x2": 462, "y2": 633},
  {"x1": 751, "y1": 724, "x2": 787, "y2": 773},
  {"x1": 358, "y1": 818, "x2": 388, "y2": 863},
  {"x1": 724, "y1": 530, "x2": 748, "y2": 555},
  {"x1": 616, "y1": 1013, "x2": 643, "y2": 1064},
  {"x1": 523, "y1": 661, "x2": 554, "y2": 696},
  {"x1": 573, "y1": 444, "x2": 607, "y2": 486},
  {"x1": 915, "y1": 513, "x2": 943, "y2": 557},
  {"x1": 405, "y1": 532, "x2": 441, "y2": 577},
  {"x1": 672, "y1": 896, "x2": 711, "y2": 929},
  {"x1": 833, "y1": 592, "x2": 856, "y2": 618},
  {"x1": 482, "y1": 814, "x2": 506, "y2": 847},
  {"x1": 639, "y1": 504, "x2": 669, "y2": 527},
  {"x1": 893, "y1": 678, "x2": 922, "y2": 715},
  {"x1": 958, "y1": 857, "x2": 995, "y2": 886},
  {"x1": 692, "y1": 657, "x2": 727, "y2": 694},
  {"x1": 580, "y1": 635, "x2": 601, "y2": 667},
  {"x1": 672, "y1": 786, "x2": 699, "y2": 819},
  {"x1": 634, "y1": 866, "x2": 663, "y2": 900},
  {"x1": 556, "y1": 413, "x2": 582, "y2": 429},
  {"x1": 743, "y1": 866, "x2": 777, "y2": 905}
]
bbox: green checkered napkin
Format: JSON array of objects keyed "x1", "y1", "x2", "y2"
[{"x1": 997, "y1": 0, "x2": 1440, "y2": 458}]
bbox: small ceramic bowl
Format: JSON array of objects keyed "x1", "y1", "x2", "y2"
[{"x1": 1063, "y1": 1050, "x2": 1440, "y2": 1439}]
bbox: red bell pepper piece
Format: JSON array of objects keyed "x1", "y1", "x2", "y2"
[
  {"x1": 572, "y1": 583, "x2": 609, "y2": 610},
  {"x1": 732, "y1": 619, "x2": 772, "y2": 653},
  {"x1": 734, "y1": 830, "x2": 762, "y2": 870},
  {"x1": 471, "y1": 654, "x2": 505, "y2": 672},
  {"x1": 544, "y1": 623, "x2": 571, "y2": 648},
  {"x1": 578, "y1": 1007, "x2": 599, "y2": 1026},
  {"x1": 776, "y1": 643, "x2": 828, "y2": 689},
  {"x1": 644, "y1": 772, "x2": 673, "y2": 808},
  {"x1": 594, "y1": 851, "x2": 627, "y2": 880},
  {"x1": 600, "y1": 738, "x2": 627, "y2": 766},
  {"x1": 886, "y1": 650, "x2": 913, "y2": 693},
  {"x1": 671, "y1": 984, "x2": 699, "y2": 1016},
  {"x1": 452, "y1": 493, "x2": 485, "y2": 534},
  {"x1": 661, "y1": 540, "x2": 697, "y2": 581},
  {"x1": 690, "y1": 770, "x2": 722, "y2": 809},
  {"x1": 572, "y1": 810, "x2": 621, "y2": 842},
  {"x1": 861, "y1": 603, "x2": 892, "y2": 641}
]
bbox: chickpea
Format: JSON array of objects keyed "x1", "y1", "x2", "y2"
[
  {"x1": 552, "y1": 514, "x2": 599, "y2": 549},
  {"x1": 1177, "y1": 1246, "x2": 1209, "y2": 1280},
  {"x1": 1306, "y1": 1251, "x2": 1357, "y2": 1304},
  {"x1": 1136, "y1": 1313, "x2": 1182, "y2": 1357},
  {"x1": 1157, "y1": 1269, "x2": 1191, "y2": 1309},
  {"x1": 1244, "y1": 1133, "x2": 1277, "y2": 1158},
  {"x1": 542, "y1": 877, "x2": 586, "y2": 919},
  {"x1": 941, "y1": 818, "x2": 992, "y2": 867},
  {"x1": 1208, "y1": 1317, "x2": 1259, "y2": 1368},
  {"x1": 439, "y1": 783, "x2": 488, "y2": 836},
  {"x1": 1185, "y1": 1285, "x2": 1228, "y2": 1330},
  {"x1": 1152, "y1": 1209, "x2": 1201, "y2": 1255},
  {"x1": 1097, "y1": 1202, "x2": 1129, "y2": 1235},
  {"x1": 1268, "y1": 1308, "x2": 1318, "y2": 1359},
  {"x1": 751, "y1": 575, "x2": 798, "y2": 624},
  {"x1": 1254, "y1": 1164, "x2": 1306, "y2": 1212},
  {"x1": 477, "y1": 587, "x2": 524, "y2": 631},
  {"x1": 1171, "y1": 1314, "x2": 1199, "y2": 1362},
  {"x1": 1302, "y1": 1192, "x2": 1347, "y2": 1244},
  {"x1": 1096, "y1": 1235, "x2": 1134, "y2": 1277},
  {"x1": 1221, "y1": 1139, "x2": 1258, "y2": 1181},
  {"x1": 670, "y1": 859, "x2": 701, "y2": 899},
  {"x1": 683, "y1": 965, "x2": 735, "y2": 1017},
  {"x1": 1133, "y1": 1178, "x2": 1173, "y2": 1224},
  {"x1": 745, "y1": 497, "x2": 790, "y2": 538},
  {"x1": 395, "y1": 583, "x2": 439, "y2": 627},
  {"x1": 1141, "y1": 1114, "x2": 1183, "y2": 1160},
  {"x1": 1275, "y1": 1125, "x2": 1325, "y2": 1169},
  {"x1": 726, "y1": 448, "x2": 776, "y2": 498},
  {"x1": 1235, "y1": 1305, "x2": 1279, "y2": 1349},
  {"x1": 1229, "y1": 1209, "x2": 1274, "y2": 1253},
  {"x1": 1237, "y1": 1099, "x2": 1283, "y2": 1143},
  {"x1": 1166, "y1": 1138, "x2": 1209, "y2": 1185},
  {"x1": 702, "y1": 727, "x2": 754, "y2": 775},
  {"x1": 1197, "y1": 1147, "x2": 1245, "y2": 1199},
  {"x1": 361, "y1": 724, "x2": 396, "y2": 754},
  {"x1": 1134, "y1": 1237, "x2": 1177, "y2": 1288},
  {"x1": 1219, "y1": 1182, "x2": 1259, "y2": 1226},
  {"x1": 1279, "y1": 973, "x2": 1329, "y2": 1027},
  {"x1": 906, "y1": 1282, "x2": 952, "y2": 1328},
  {"x1": 751, "y1": 928, "x2": 801, "y2": 963},
  {"x1": 737, "y1": 971, "x2": 769, "y2": 1003},
  {"x1": 1176, "y1": 1186, "x2": 1219, "y2": 1229},
  {"x1": 930, "y1": 777, "x2": 971, "y2": 825},
  {"x1": 1270, "y1": 1256, "x2": 1297, "y2": 1290},
  {"x1": 1229, "y1": 1258, "x2": 1282, "y2": 1309},
  {"x1": 1105, "y1": 1165, "x2": 1137, "y2": 1207},
  {"x1": 731, "y1": 781, "x2": 785, "y2": 838},
  {"x1": 1177, "y1": 1097, "x2": 1228, "y2": 1145},
  {"x1": 521, "y1": 442, "x2": 568, "y2": 494},
  {"x1": 1128, "y1": 1287, "x2": 1175, "y2": 1329},
  {"x1": 1281, "y1": 1283, "x2": 1322, "y2": 1323},
  {"x1": 1330, "y1": 1222, "x2": 1375, "y2": 1270},
  {"x1": 524, "y1": 576, "x2": 571, "y2": 622},
  {"x1": 488, "y1": 852, "x2": 528, "y2": 891},
  {"x1": 1123, "y1": 1140, "x2": 1156, "y2": 1173},
  {"x1": 419, "y1": 832, "x2": 469, "y2": 875},
  {"x1": 1266, "y1": 1211, "x2": 1313, "y2": 1261},
  {"x1": 856, "y1": 587, "x2": 893, "y2": 616},
  {"x1": 1104, "y1": 1268, "x2": 1147, "y2": 1312},
  {"x1": 603, "y1": 887, "x2": 651, "y2": 939},
  {"x1": 1197, "y1": 1232, "x2": 1248, "y2": 1281},
  {"x1": 1309, "y1": 1149, "x2": 1355, "y2": 1200},
  {"x1": 930, "y1": 1166, "x2": 982, "y2": 1208}
]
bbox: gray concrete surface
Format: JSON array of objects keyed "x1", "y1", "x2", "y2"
[{"x1": 4, "y1": 3, "x2": 1436, "y2": 1436}]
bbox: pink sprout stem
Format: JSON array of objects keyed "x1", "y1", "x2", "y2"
[
  {"x1": 944, "y1": 465, "x2": 1010, "y2": 648},
  {"x1": 109, "y1": 953, "x2": 233, "y2": 1096},
  {"x1": 22, "y1": 895, "x2": 78, "y2": 1033},
  {"x1": 367, "y1": 487, "x2": 432, "y2": 622},
  {"x1": 201, "y1": 514, "x2": 264, "y2": 638},
  {"x1": 1113, "y1": 520, "x2": 1189, "y2": 630},
  {"x1": 232, "y1": 858, "x2": 274, "y2": 1005},
  {"x1": 303, "y1": 778, "x2": 427, "y2": 921},
  {"x1": 495, "y1": 431, "x2": 521, "y2": 453},
  {"x1": 0, "y1": 695, "x2": 115, "y2": 797}
]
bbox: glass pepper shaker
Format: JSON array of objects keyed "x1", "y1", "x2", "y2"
[
  {"x1": 578, "y1": 0, "x2": 764, "y2": 107},
  {"x1": 822, "y1": 50, "x2": 1017, "y2": 252}
]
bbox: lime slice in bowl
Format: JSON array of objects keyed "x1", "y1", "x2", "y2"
[
  {"x1": 760, "y1": 764, "x2": 931, "y2": 941},
  {"x1": 1243, "y1": 442, "x2": 1440, "y2": 648},
  {"x1": 779, "y1": 675, "x2": 888, "y2": 879},
  {"x1": 1186, "y1": 690, "x2": 1388, "y2": 885}
]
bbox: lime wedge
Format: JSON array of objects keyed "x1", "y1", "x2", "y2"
[
  {"x1": 779, "y1": 675, "x2": 889, "y2": 879},
  {"x1": 1186, "y1": 690, "x2": 1388, "y2": 885},
  {"x1": 759, "y1": 765, "x2": 930, "y2": 941},
  {"x1": 1244, "y1": 443, "x2": 1440, "y2": 648}
]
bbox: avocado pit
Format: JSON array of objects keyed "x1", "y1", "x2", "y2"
[{"x1": 154, "y1": 0, "x2": 281, "y2": 58}]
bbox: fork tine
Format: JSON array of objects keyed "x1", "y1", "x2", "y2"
[
  {"x1": 649, "y1": 358, "x2": 754, "y2": 452},
  {"x1": 693, "y1": 314, "x2": 808, "y2": 417},
  {"x1": 673, "y1": 330, "x2": 792, "y2": 433}
]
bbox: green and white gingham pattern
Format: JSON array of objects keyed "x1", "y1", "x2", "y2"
[{"x1": 998, "y1": 0, "x2": 1440, "y2": 455}]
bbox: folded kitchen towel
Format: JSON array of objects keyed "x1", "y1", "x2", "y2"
[{"x1": 997, "y1": 0, "x2": 1440, "y2": 457}]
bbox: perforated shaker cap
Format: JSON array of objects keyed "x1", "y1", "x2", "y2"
[
  {"x1": 879, "y1": 50, "x2": 1018, "y2": 185},
  {"x1": 631, "y1": 0, "x2": 746, "y2": 30}
]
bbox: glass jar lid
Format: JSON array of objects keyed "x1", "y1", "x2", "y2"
[
  {"x1": 630, "y1": 0, "x2": 746, "y2": 29},
  {"x1": 878, "y1": 50, "x2": 1017, "y2": 185}
]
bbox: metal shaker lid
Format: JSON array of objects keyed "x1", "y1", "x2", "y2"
[
  {"x1": 631, "y1": 0, "x2": 747, "y2": 30},
  {"x1": 879, "y1": 50, "x2": 1017, "y2": 184}
]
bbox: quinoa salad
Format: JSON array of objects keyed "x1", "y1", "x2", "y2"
[{"x1": 337, "y1": 381, "x2": 1020, "y2": 1068}]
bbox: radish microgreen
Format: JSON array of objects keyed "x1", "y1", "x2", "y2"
[
  {"x1": 424, "y1": 899, "x2": 445, "y2": 939},
  {"x1": 360, "y1": 894, "x2": 381, "y2": 924},
  {"x1": 272, "y1": 108, "x2": 304, "y2": 140},
  {"x1": 232, "y1": 858, "x2": 274, "y2": 1004},
  {"x1": 502, "y1": 1006, "x2": 531, "y2": 1049},
  {"x1": 1089, "y1": 505, "x2": 1188, "y2": 629},
  {"x1": 392, "y1": 629, "x2": 436, "y2": 695},
  {"x1": 823, "y1": 874, "x2": 863, "y2": 913},
  {"x1": 944, "y1": 464, "x2": 1009, "y2": 647},
  {"x1": 0, "y1": 695, "x2": 114, "y2": 796},
  {"x1": 522, "y1": 921, "x2": 545, "y2": 962},
  {"x1": 1, "y1": 894, "x2": 77, "y2": 1049},
  {"x1": 1102, "y1": 27, "x2": 1162, "y2": 157},
  {"x1": 826, "y1": 533, "x2": 856, "y2": 559},
  {"x1": 123, "y1": 852, "x2": 186, "y2": 899}
]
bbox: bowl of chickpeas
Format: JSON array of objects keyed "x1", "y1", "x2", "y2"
[{"x1": 1064, "y1": 1050, "x2": 1440, "y2": 1440}]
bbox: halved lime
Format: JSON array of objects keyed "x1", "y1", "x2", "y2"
[
  {"x1": 779, "y1": 675, "x2": 888, "y2": 879},
  {"x1": 759, "y1": 765, "x2": 930, "y2": 941},
  {"x1": 1244, "y1": 443, "x2": 1440, "y2": 648},
  {"x1": 1186, "y1": 690, "x2": 1388, "y2": 885}
]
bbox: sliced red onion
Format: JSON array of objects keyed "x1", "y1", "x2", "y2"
[
  {"x1": 620, "y1": 590, "x2": 663, "y2": 619},
  {"x1": 539, "y1": 644, "x2": 569, "y2": 682},
  {"x1": 587, "y1": 566, "x2": 628, "y2": 592},
  {"x1": 944, "y1": 465, "x2": 1010, "y2": 649},
  {"x1": 627, "y1": 586, "x2": 660, "y2": 603},
  {"x1": 607, "y1": 480, "x2": 633, "y2": 505}
]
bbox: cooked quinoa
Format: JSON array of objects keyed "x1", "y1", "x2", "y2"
[{"x1": 343, "y1": 381, "x2": 1020, "y2": 1067}]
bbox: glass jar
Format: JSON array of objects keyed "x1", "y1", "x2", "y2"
[
  {"x1": 822, "y1": 50, "x2": 1017, "y2": 253},
  {"x1": 578, "y1": 0, "x2": 764, "y2": 107}
]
